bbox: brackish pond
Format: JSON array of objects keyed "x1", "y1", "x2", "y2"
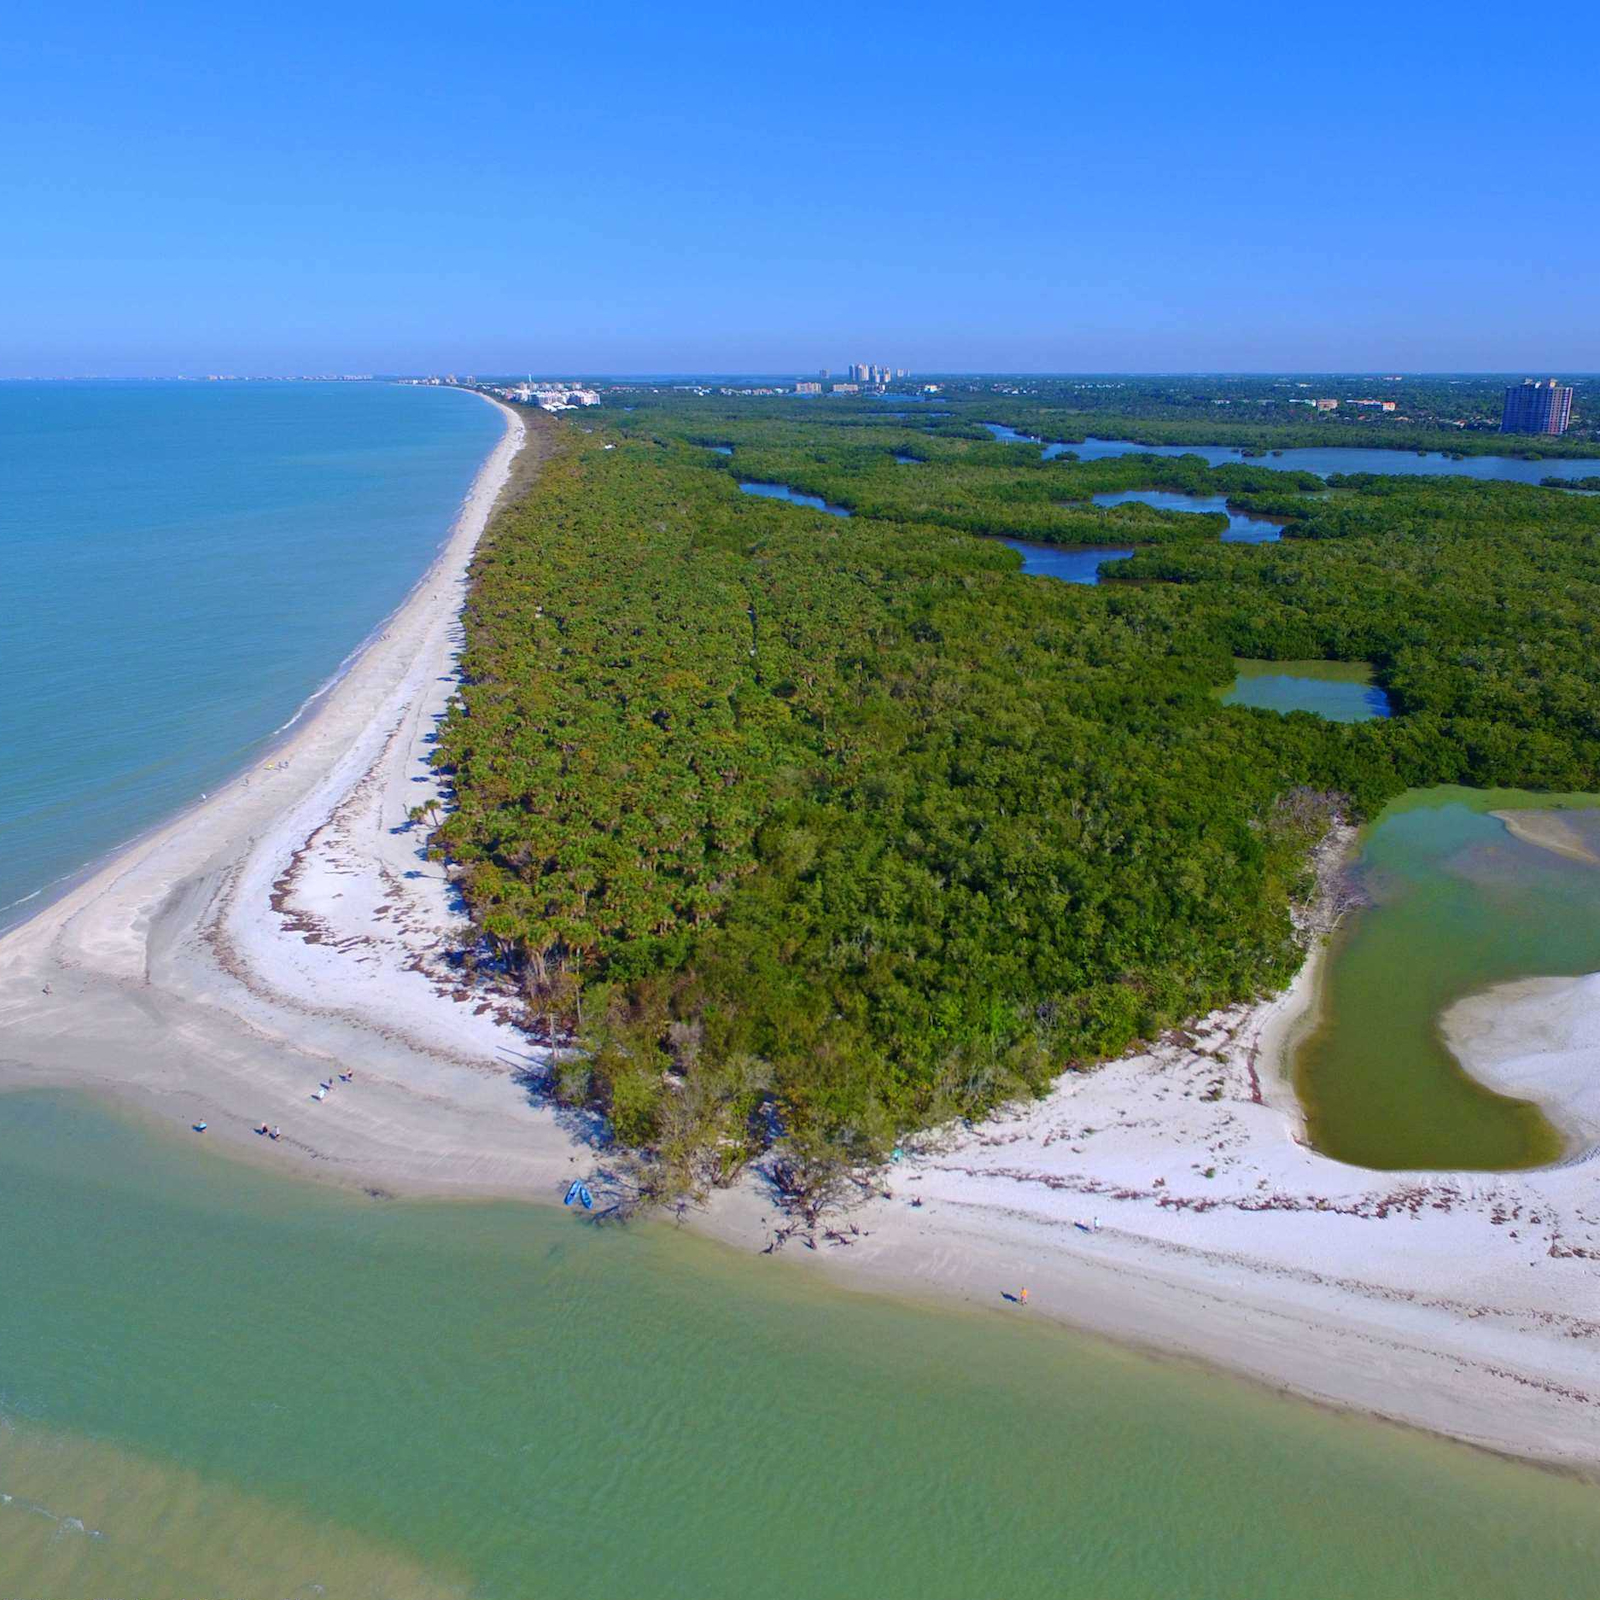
[
  {"x1": 1092, "y1": 488, "x2": 1286, "y2": 543},
  {"x1": 1294, "y1": 789, "x2": 1600, "y2": 1171},
  {"x1": 1220, "y1": 659, "x2": 1393, "y2": 722},
  {"x1": 4, "y1": 1089, "x2": 1600, "y2": 1598},
  {"x1": 1002, "y1": 537, "x2": 1133, "y2": 584},
  {"x1": 738, "y1": 481, "x2": 851, "y2": 516}
]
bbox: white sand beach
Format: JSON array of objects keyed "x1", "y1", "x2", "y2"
[
  {"x1": 3, "y1": 403, "x2": 1598, "y2": 1469},
  {"x1": 0, "y1": 396, "x2": 578, "y2": 1197}
]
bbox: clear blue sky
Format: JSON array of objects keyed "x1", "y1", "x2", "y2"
[{"x1": 5, "y1": 0, "x2": 1596, "y2": 375}]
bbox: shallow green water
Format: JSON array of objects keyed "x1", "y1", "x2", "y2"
[
  {"x1": 2, "y1": 1092, "x2": 1599, "y2": 1597},
  {"x1": 1220, "y1": 658, "x2": 1392, "y2": 722},
  {"x1": 1295, "y1": 788, "x2": 1600, "y2": 1170}
]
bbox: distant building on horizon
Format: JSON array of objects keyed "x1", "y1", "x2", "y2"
[
  {"x1": 794, "y1": 381, "x2": 823, "y2": 395},
  {"x1": 846, "y1": 361, "x2": 906, "y2": 386},
  {"x1": 1501, "y1": 379, "x2": 1573, "y2": 435}
]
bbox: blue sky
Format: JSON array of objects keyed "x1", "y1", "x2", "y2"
[{"x1": 5, "y1": 0, "x2": 1597, "y2": 375}]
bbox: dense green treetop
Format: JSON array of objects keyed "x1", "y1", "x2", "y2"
[{"x1": 433, "y1": 395, "x2": 1600, "y2": 1200}]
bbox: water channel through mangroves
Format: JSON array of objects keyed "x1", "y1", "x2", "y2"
[
  {"x1": 1091, "y1": 489, "x2": 1286, "y2": 543},
  {"x1": 738, "y1": 480, "x2": 852, "y2": 515},
  {"x1": 1221, "y1": 659, "x2": 1393, "y2": 722},
  {"x1": 1293, "y1": 789, "x2": 1600, "y2": 1171},
  {"x1": 3, "y1": 1089, "x2": 1600, "y2": 1599},
  {"x1": 1002, "y1": 538, "x2": 1133, "y2": 584},
  {"x1": 979, "y1": 423, "x2": 1600, "y2": 484}
]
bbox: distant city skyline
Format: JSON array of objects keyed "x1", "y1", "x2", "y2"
[
  {"x1": 9, "y1": 368, "x2": 1600, "y2": 384},
  {"x1": 4, "y1": 2, "x2": 1596, "y2": 378}
]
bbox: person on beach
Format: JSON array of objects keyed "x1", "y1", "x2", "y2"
[{"x1": 1019, "y1": 1287, "x2": 1029, "y2": 1305}]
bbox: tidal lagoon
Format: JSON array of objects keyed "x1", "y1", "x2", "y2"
[{"x1": 1294, "y1": 789, "x2": 1600, "y2": 1170}]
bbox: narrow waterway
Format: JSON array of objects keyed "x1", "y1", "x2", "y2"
[
  {"x1": 1294, "y1": 789, "x2": 1600, "y2": 1171},
  {"x1": 3, "y1": 1089, "x2": 1599, "y2": 1599},
  {"x1": 738, "y1": 480, "x2": 851, "y2": 516}
]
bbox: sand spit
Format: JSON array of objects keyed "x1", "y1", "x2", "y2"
[
  {"x1": 1, "y1": 412, "x2": 1598, "y2": 1467},
  {"x1": 1492, "y1": 809, "x2": 1600, "y2": 867},
  {"x1": 1445, "y1": 975, "x2": 1600, "y2": 1150}
]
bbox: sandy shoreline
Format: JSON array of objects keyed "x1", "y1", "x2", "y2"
[
  {"x1": 0, "y1": 393, "x2": 578, "y2": 1199},
  {"x1": 3, "y1": 412, "x2": 1599, "y2": 1470}
]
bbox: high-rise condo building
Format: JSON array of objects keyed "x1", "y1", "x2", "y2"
[{"x1": 1501, "y1": 379, "x2": 1574, "y2": 435}]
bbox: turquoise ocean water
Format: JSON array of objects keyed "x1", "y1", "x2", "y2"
[{"x1": 0, "y1": 380, "x2": 502, "y2": 924}]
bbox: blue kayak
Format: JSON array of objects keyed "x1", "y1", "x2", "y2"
[{"x1": 563, "y1": 1180, "x2": 594, "y2": 1210}]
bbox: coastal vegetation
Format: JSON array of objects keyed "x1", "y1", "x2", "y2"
[
  {"x1": 916, "y1": 373, "x2": 1598, "y2": 457},
  {"x1": 609, "y1": 373, "x2": 1597, "y2": 457},
  {"x1": 433, "y1": 396, "x2": 1600, "y2": 1201}
]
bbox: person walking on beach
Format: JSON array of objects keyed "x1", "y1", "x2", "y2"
[{"x1": 1019, "y1": 1287, "x2": 1029, "y2": 1305}]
